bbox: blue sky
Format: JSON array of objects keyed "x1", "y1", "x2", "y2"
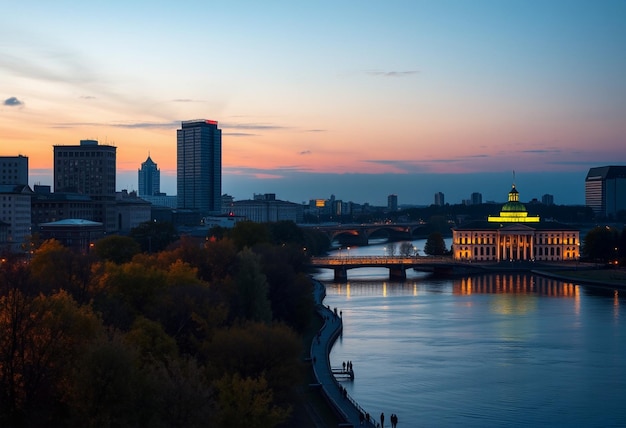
[{"x1": 1, "y1": 0, "x2": 625, "y2": 205}]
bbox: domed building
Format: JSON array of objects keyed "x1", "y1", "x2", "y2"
[{"x1": 452, "y1": 185, "x2": 580, "y2": 262}]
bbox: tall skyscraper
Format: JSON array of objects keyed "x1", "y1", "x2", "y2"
[
  {"x1": 53, "y1": 139, "x2": 117, "y2": 231},
  {"x1": 434, "y1": 192, "x2": 445, "y2": 206},
  {"x1": 177, "y1": 120, "x2": 222, "y2": 214},
  {"x1": 585, "y1": 166, "x2": 626, "y2": 218},
  {"x1": 0, "y1": 155, "x2": 28, "y2": 186},
  {"x1": 138, "y1": 155, "x2": 160, "y2": 197}
]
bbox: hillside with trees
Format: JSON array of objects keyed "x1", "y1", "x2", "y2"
[{"x1": 0, "y1": 221, "x2": 330, "y2": 428}]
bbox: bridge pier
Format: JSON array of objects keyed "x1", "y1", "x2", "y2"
[
  {"x1": 334, "y1": 267, "x2": 348, "y2": 283},
  {"x1": 389, "y1": 266, "x2": 407, "y2": 281}
]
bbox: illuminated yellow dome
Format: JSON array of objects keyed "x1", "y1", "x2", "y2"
[{"x1": 488, "y1": 184, "x2": 540, "y2": 223}]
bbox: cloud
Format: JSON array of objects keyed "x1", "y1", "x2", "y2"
[
  {"x1": 4, "y1": 96, "x2": 23, "y2": 106},
  {"x1": 223, "y1": 122, "x2": 291, "y2": 131},
  {"x1": 299, "y1": 150, "x2": 312, "y2": 155},
  {"x1": 52, "y1": 120, "x2": 179, "y2": 129},
  {"x1": 366, "y1": 70, "x2": 419, "y2": 77},
  {"x1": 521, "y1": 149, "x2": 561, "y2": 154}
]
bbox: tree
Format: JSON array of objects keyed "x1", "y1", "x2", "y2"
[
  {"x1": 424, "y1": 232, "x2": 448, "y2": 256},
  {"x1": 399, "y1": 242, "x2": 418, "y2": 256},
  {"x1": 94, "y1": 235, "x2": 141, "y2": 264},
  {"x1": 583, "y1": 226, "x2": 618, "y2": 262},
  {"x1": 129, "y1": 221, "x2": 178, "y2": 253},
  {"x1": 235, "y1": 249, "x2": 272, "y2": 323},
  {"x1": 228, "y1": 221, "x2": 271, "y2": 251},
  {"x1": 214, "y1": 373, "x2": 289, "y2": 428},
  {"x1": 29, "y1": 239, "x2": 75, "y2": 293},
  {"x1": 0, "y1": 290, "x2": 102, "y2": 425}
]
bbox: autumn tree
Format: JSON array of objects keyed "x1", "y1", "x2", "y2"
[
  {"x1": 214, "y1": 373, "x2": 289, "y2": 428},
  {"x1": 0, "y1": 290, "x2": 102, "y2": 425}
]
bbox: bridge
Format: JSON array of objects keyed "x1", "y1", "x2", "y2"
[
  {"x1": 303, "y1": 222, "x2": 427, "y2": 245},
  {"x1": 309, "y1": 255, "x2": 454, "y2": 282}
]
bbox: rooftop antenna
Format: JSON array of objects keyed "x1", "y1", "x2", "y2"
[{"x1": 512, "y1": 170, "x2": 516, "y2": 187}]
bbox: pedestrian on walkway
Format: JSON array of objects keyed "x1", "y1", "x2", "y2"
[{"x1": 380, "y1": 412, "x2": 385, "y2": 428}]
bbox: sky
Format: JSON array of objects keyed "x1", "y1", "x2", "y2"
[{"x1": 1, "y1": 0, "x2": 625, "y2": 206}]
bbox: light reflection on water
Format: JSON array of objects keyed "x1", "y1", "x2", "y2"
[{"x1": 320, "y1": 273, "x2": 626, "y2": 427}]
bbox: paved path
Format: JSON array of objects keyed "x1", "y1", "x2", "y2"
[{"x1": 310, "y1": 279, "x2": 377, "y2": 428}]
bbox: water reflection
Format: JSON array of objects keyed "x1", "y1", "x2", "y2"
[
  {"x1": 321, "y1": 271, "x2": 626, "y2": 427},
  {"x1": 453, "y1": 274, "x2": 580, "y2": 298}
]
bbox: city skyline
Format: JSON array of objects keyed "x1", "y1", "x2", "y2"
[{"x1": 2, "y1": 1, "x2": 625, "y2": 206}]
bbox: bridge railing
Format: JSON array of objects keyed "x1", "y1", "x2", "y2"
[{"x1": 310, "y1": 255, "x2": 450, "y2": 266}]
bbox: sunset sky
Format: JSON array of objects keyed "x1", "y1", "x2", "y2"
[{"x1": 2, "y1": 1, "x2": 625, "y2": 206}]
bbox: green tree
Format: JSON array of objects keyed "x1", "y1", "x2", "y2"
[
  {"x1": 94, "y1": 235, "x2": 141, "y2": 264},
  {"x1": 235, "y1": 249, "x2": 272, "y2": 323},
  {"x1": 228, "y1": 221, "x2": 271, "y2": 250},
  {"x1": 64, "y1": 333, "x2": 153, "y2": 428},
  {"x1": 205, "y1": 322, "x2": 303, "y2": 405},
  {"x1": 129, "y1": 221, "x2": 178, "y2": 253},
  {"x1": 424, "y1": 232, "x2": 448, "y2": 255},
  {"x1": 583, "y1": 226, "x2": 619, "y2": 262}
]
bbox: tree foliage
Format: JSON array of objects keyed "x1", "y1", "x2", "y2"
[
  {"x1": 583, "y1": 226, "x2": 619, "y2": 262},
  {"x1": 0, "y1": 221, "x2": 319, "y2": 427},
  {"x1": 424, "y1": 232, "x2": 448, "y2": 256},
  {"x1": 94, "y1": 235, "x2": 141, "y2": 264}
]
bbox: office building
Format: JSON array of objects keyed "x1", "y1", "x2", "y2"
[
  {"x1": 387, "y1": 194, "x2": 398, "y2": 211},
  {"x1": 585, "y1": 166, "x2": 626, "y2": 219},
  {"x1": 53, "y1": 140, "x2": 117, "y2": 232},
  {"x1": 138, "y1": 155, "x2": 161, "y2": 197},
  {"x1": 452, "y1": 185, "x2": 579, "y2": 262},
  {"x1": 434, "y1": 192, "x2": 445, "y2": 206},
  {"x1": 471, "y1": 192, "x2": 482, "y2": 205},
  {"x1": 0, "y1": 155, "x2": 28, "y2": 186},
  {"x1": 542, "y1": 194, "x2": 554, "y2": 206},
  {"x1": 177, "y1": 120, "x2": 222, "y2": 214}
]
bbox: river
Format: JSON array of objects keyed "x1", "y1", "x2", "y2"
[{"x1": 314, "y1": 239, "x2": 626, "y2": 427}]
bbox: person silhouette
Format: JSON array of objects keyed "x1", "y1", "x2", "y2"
[{"x1": 380, "y1": 412, "x2": 385, "y2": 427}]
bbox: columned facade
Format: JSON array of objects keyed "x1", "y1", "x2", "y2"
[{"x1": 453, "y1": 185, "x2": 580, "y2": 263}]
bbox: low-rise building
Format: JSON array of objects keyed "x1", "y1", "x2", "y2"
[{"x1": 38, "y1": 219, "x2": 104, "y2": 253}]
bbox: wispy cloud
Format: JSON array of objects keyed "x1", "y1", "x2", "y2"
[
  {"x1": 52, "y1": 121, "x2": 179, "y2": 129},
  {"x1": 299, "y1": 150, "x2": 312, "y2": 155},
  {"x1": 366, "y1": 70, "x2": 419, "y2": 77},
  {"x1": 223, "y1": 122, "x2": 291, "y2": 131},
  {"x1": 4, "y1": 96, "x2": 24, "y2": 106}
]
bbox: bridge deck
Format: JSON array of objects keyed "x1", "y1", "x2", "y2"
[{"x1": 310, "y1": 255, "x2": 450, "y2": 267}]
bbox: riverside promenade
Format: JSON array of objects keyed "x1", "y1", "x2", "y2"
[{"x1": 310, "y1": 280, "x2": 377, "y2": 428}]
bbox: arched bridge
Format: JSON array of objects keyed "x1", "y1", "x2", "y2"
[
  {"x1": 306, "y1": 223, "x2": 427, "y2": 245},
  {"x1": 309, "y1": 255, "x2": 454, "y2": 282}
]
